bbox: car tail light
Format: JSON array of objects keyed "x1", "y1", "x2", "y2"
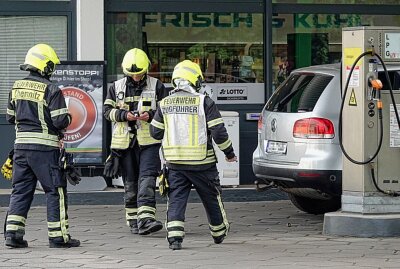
[
  {"x1": 293, "y1": 117, "x2": 334, "y2": 139},
  {"x1": 257, "y1": 114, "x2": 263, "y2": 133}
]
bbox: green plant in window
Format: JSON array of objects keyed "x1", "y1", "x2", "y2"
[
  {"x1": 187, "y1": 44, "x2": 208, "y2": 60},
  {"x1": 215, "y1": 48, "x2": 230, "y2": 61}
]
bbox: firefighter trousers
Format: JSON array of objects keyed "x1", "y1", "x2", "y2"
[
  {"x1": 166, "y1": 166, "x2": 229, "y2": 244},
  {"x1": 120, "y1": 143, "x2": 161, "y2": 225},
  {"x1": 5, "y1": 149, "x2": 71, "y2": 243}
]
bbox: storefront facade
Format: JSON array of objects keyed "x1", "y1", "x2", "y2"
[{"x1": 0, "y1": 0, "x2": 399, "y2": 187}]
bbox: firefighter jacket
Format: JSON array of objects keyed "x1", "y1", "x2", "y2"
[
  {"x1": 104, "y1": 75, "x2": 168, "y2": 148},
  {"x1": 150, "y1": 89, "x2": 235, "y2": 171},
  {"x1": 6, "y1": 72, "x2": 71, "y2": 150}
]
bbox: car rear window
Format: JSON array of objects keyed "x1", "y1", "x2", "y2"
[{"x1": 265, "y1": 73, "x2": 333, "y2": 112}]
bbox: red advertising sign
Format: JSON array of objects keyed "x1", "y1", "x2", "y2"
[{"x1": 51, "y1": 62, "x2": 105, "y2": 164}]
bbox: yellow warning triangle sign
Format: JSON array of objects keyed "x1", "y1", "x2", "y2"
[{"x1": 349, "y1": 89, "x2": 357, "y2": 106}]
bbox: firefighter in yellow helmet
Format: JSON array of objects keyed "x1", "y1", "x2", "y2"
[
  {"x1": 5, "y1": 44, "x2": 80, "y2": 248},
  {"x1": 150, "y1": 60, "x2": 237, "y2": 250},
  {"x1": 104, "y1": 48, "x2": 169, "y2": 235}
]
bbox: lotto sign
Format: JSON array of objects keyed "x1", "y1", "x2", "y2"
[{"x1": 217, "y1": 86, "x2": 248, "y2": 100}]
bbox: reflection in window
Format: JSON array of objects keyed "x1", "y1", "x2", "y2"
[
  {"x1": 107, "y1": 12, "x2": 264, "y2": 84},
  {"x1": 272, "y1": 13, "x2": 400, "y2": 91}
]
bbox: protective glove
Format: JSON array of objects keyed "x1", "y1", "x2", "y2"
[
  {"x1": 59, "y1": 149, "x2": 81, "y2": 185},
  {"x1": 1, "y1": 149, "x2": 14, "y2": 180},
  {"x1": 65, "y1": 165, "x2": 81, "y2": 186},
  {"x1": 158, "y1": 164, "x2": 169, "y2": 197},
  {"x1": 103, "y1": 150, "x2": 122, "y2": 179}
]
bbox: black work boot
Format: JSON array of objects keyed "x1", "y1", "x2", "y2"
[
  {"x1": 138, "y1": 219, "x2": 163, "y2": 235},
  {"x1": 49, "y1": 237, "x2": 80, "y2": 248},
  {"x1": 5, "y1": 237, "x2": 28, "y2": 248},
  {"x1": 169, "y1": 241, "x2": 182, "y2": 250},
  {"x1": 129, "y1": 220, "x2": 139, "y2": 234},
  {"x1": 213, "y1": 235, "x2": 225, "y2": 244}
]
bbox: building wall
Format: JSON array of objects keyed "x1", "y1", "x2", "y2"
[{"x1": 77, "y1": 0, "x2": 104, "y2": 61}]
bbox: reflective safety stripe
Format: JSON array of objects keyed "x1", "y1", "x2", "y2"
[
  {"x1": 125, "y1": 96, "x2": 141, "y2": 102},
  {"x1": 7, "y1": 215, "x2": 26, "y2": 223},
  {"x1": 217, "y1": 139, "x2": 232, "y2": 151},
  {"x1": 125, "y1": 208, "x2": 138, "y2": 221},
  {"x1": 48, "y1": 221, "x2": 61, "y2": 228},
  {"x1": 6, "y1": 108, "x2": 15, "y2": 116},
  {"x1": 138, "y1": 206, "x2": 156, "y2": 214},
  {"x1": 138, "y1": 213, "x2": 155, "y2": 220},
  {"x1": 6, "y1": 224, "x2": 24, "y2": 231},
  {"x1": 110, "y1": 78, "x2": 130, "y2": 149},
  {"x1": 217, "y1": 193, "x2": 230, "y2": 234},
  {"x1": 50, "y1": 108, "x2": 69, "y2": 117},
  {"x1": 104, "y1": 99, "x2": 116, "y2": 107},
  {"x1": 207, "y1": 118, "x2": 224, "y2": 128},
  {"x1": 150, "y1": 119, "x2": 164, "y2": 130},
  {"x1": 168, "y1": 231, "x2": 185, "y2": 238},
  {"x1": 47, "y1": 220, "x2": 69, "y2": 228},
  {"x1": 109, "y1": 109, "x2": 118, "y2": 122},
  {"x1": 163, "y1": 145, "x2": 207, "y2": 160},
  {"x1": 125, "y1": 208, "x2": 138, "y2": 214},
  {"x1": 15, "y1": 137, "x2": 59, "y2": 147},
  {"x1": 166, "y1": 220, "x2": 185, "y2": 239},
  {"x1": 15, "y1": 130, "x2": 59, "y2": 147},
  {"x1": 48, "y1": 231, "x2": 64, "y2": 238},
  {"x1": 38, "y1": 99, "x2": 48, "y2": 134},
  {"x1": 16, "y1": 132, "x2": 59, "y2": 141},
  {"x1": 126, "y1": 214, "x2": 137, "y2": 221},
  {"x1": 136, "y1": 77, "x2": 161, "y2": 146},
  {"x1": 209, "y1": 223, "x2": 225, "y2": 231},
  {"x1": 110, "y1": 122, "x2": 130, "y2": 149},
  {"x1": 167, "y1": 221, "x2": 184, "y2": 228},
  {"x1": 210, "y1": 229, "x2": 227, "y2": 237},
  {"x1": 169, "y1": 154, "x2": 216, "y2": 165},
  {"x1": 208, "y1": 193, "x2": 229, "y2": 238},
  {"x1": 137, "y1": 121, "x2": 161, "y2": 145},
  {"x1": 58, "y1": 187, "x2": 69, "y2": 242},
  {"x1": 138, "y1": 206, "x2": 156, "y2": 220}
]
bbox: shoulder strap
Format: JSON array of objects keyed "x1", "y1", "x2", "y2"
[
  {"x1": 146, "y1": 76, "x2": 158, "y2": 91},
  {"x1": 114, "y1": 77, "x2": 127, "y2": 106}
]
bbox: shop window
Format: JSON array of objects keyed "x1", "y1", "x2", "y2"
[
  {"x1": 0, "y1": 16, "x2": 68, "y2": 115},
  {"x1": 272, "y1": 13, "x2": 400, "y2": 91},
  {"x1": 107, "y1": 12, "x2": 264, "y2": 85}
]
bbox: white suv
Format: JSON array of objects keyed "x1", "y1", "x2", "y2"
[{"x1": 253, "y1": 63, "x2": 400, "y2": 214}]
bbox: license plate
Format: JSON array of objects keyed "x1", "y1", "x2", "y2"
[{"x1": 266, "y1": 140, "x2": 287, "y2": 154}]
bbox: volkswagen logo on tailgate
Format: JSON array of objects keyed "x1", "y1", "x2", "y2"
[{"x1": 271, "y1": 118, "x2": 277, "y2": 132}]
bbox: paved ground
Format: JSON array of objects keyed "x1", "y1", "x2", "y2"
[{"x1": 1, "y1": 195, "x2": 400, "y2": 268}]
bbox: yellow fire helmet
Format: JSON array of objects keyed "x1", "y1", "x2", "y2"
[
  {"x1": 121, "y1": 48, "x2": 150, "y2": 76},
  {"x1": 172, "y1": 60, "x2": 204, "y2": 90},
  {"x1": 20, "y1": 44, "x2": 60, "y2": 76}
]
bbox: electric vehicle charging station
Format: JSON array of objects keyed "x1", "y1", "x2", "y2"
[{"x1": 324, "y1": 26, "x2": 400, "y2": 237}]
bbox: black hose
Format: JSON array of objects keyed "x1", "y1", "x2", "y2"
[
  {"x1": 374, "y1": 53, "x2": 400, "y2": 130},
  {"x1": 339, "y1": 50, "x2": 400, "y2": 196},
  {"x1": 338, "y1": 51, "x2": 383, "y2": 165}
]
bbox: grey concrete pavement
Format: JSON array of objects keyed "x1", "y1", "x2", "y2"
[{"x1": 1, "y1": 200, "x2": 400, "y2": 269}]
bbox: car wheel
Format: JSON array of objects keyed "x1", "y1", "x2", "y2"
[{"x1": 288, "y1": 193, "x2": 341, "y2": 215}]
